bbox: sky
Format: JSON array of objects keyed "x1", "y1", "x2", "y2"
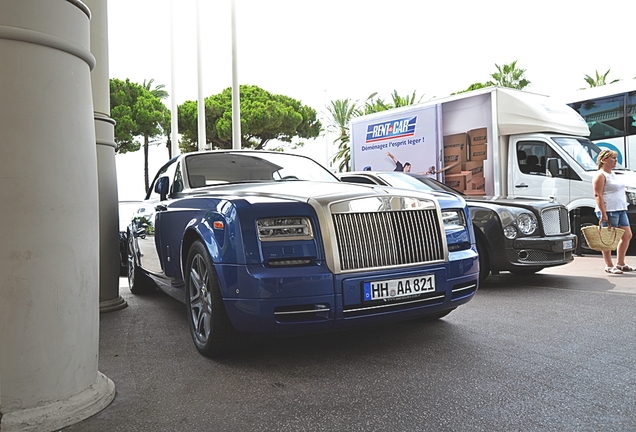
[{"x1": 107, "y1": 0, "x2": 636, "y2": 201}]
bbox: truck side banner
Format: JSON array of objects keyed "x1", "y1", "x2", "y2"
[{"x1": 350, "y1": 105, "x2": 439, "y2": 173}]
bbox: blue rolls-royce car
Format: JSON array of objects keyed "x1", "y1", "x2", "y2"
[{"x1": 127, "y1": 151, "x2": 479, "y2": 357}]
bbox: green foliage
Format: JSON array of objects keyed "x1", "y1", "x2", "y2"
[
  {"x1": 452, "y1": 82, "x2": 491, "y2": 95},
  {"x1": 452, "y1": 61, "x2": 529, "y2": 94},
  {"x1": 177, "y1": 85, "x2": 321, "y2": 152},
  {"x1": 326, "y1": 98, "x2": 361, "y2": 171},
  {"x1": 582, "y1": 69, "x2": 620, "y2": 88},
  {"x1": 142, "y1": 78, "x2": 169, "y2": 100},
  {"x1": 489, "y1": 60, "x2": 530, "y2": 89},
  {"x1": 110, "y1": 78, "x2": 171, "y2": 192},
  {"x1": 390, "y1": 90, "x2": 424, "y2": 107},
  {"x1": 110, "y1": 78, "x2": 170, "y2": 154}
]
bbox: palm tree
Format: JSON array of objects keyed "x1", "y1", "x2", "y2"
[
  {"x1": 489, "y1": 60, "x2": 530, "y2": 90},
  {"x1": 142, "y1": 78, "x2": 169, "y2": 100},
  {"x1": 327, "y1": 99, "x2": 360, "y2": 172},
  {"x1": 582, "y1": 69, "x2": 620, "y2": 88},
  {"x1": 390, "y1": 90, "x2": 424, "y2": 107},
  {"x1": 142, "y1": 79, "x2": 172, "y2": 157}
]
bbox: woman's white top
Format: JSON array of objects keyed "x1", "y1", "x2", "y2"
[{"x1": 596, "y1": 170, "x2": 627, "y2": 212}]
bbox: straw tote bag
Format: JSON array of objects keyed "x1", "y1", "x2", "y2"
[{"x1": 581, "y1": 222, "x2": 625, "y2": 251}]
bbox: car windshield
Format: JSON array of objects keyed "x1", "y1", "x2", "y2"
[
  {"x1": 184, "y1": 151, "x2": 339, "y2": 186},
  {"x1": 375, "y1": 172, "x2": 437, "y2": 191},
  {"x1": 552, "y1": 137, "x2": 599, "y2": 171}
]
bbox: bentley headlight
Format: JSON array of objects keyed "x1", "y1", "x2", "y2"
[
  {"x1": 517, "y1": 213, "x2": 538, "y2": 235},
  {"x1": 626, "y1": 189, "x2": 636, "y2": 206},
  {"x1": 441, "y1": 210, "x2": 466, "y2": 230},
  {"x1": 503, "y1": 225, "x2": 517, "y2": 239},
  {"x1": 257, "y1": 217, "x2": 313, "y2": 241}
]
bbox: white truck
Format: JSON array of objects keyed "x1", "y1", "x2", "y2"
[{"x1": 349, "y1": 86, "x2": 636, "y2": 256}]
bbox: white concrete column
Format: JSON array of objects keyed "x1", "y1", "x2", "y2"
[
  {"x1": 0, "y1": 1, "x2": 115, "y2": 430},
  {"x1": 84, "y1": 0, "x2": 127, "y2": 313}
]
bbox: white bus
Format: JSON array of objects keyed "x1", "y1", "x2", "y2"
[{"x1": 563, "y1": 79, "x2": 636, "y2": 169}]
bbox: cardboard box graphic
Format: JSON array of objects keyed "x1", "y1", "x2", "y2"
[
  {"x1": 461, "y1": 161, "x2": 483, "y2": 177},
  {"x1": 470, "y1": 175, "x2": 485, "y2": 190},
  {"x1": 468, "y1": 127, "x2": 487, "y2": 146},
  {"x1": 443, "y1": 133, "x2": 468, "y2": 164},
  {"x1": 444, "y1": 171, "x2": 472, "y2": 191},
  {"x1": 469, "y1": 144, "x2": 488, "y2": 161},
  {"x1": 443, "y1": 160, "x2": 462, "y2": 175}
]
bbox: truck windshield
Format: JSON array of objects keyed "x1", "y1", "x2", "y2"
[
  {"x1": 574, "y1": 138, "x2": 627, "y2": 170},
  {"x1": 552, "y1": 137, "x2": 598, "y2": 171}
]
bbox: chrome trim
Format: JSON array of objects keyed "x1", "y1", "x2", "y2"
[
  {"x1": 541, "y1": 207, "x2": 570, "y2": 235},
  {"x1": 309, "y1": 192, "x2": 449, "y2": 274},
  {"x1": 274, "y1": 307, "x2": 331, "y2": 316},
  {"x1": 343, "y1": 295, "x2": 446, "y2": 314},
  {"x1": 452, "y1": 284, "x2": 477, "y2": 293}
]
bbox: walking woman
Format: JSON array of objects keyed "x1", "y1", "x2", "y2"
[{"x1": 592, "y1": 149, "x2": 634, "y2": 274}]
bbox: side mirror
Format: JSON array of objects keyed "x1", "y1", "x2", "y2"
[
  {"x1": 546, "y1": 158, "x2": 563, "y2": 178},
  {"x1": 154, "y1": 176, "x2": 169, "y2": 201}
]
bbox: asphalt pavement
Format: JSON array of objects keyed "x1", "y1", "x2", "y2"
[{"x1": 61, "y1": 252, "x2": 636, "y2": 432}]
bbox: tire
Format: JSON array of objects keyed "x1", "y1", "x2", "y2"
[
  {"x1": 185, "y1": 240, "x2": 243, "y2": 357},
  {"x1": 476, "y1": 237, "x2": 490, "y2": 284},
  {"x1": 128, "y1": 234, "x2": 155, "y2": 295}
]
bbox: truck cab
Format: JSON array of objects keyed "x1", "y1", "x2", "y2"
[{"x1": 509, "y1": 133, "x2": 636, "y2": 249}]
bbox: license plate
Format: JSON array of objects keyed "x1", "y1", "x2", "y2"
[
  {"x1": 563, "y1": 239, "x2": 573, "y2": 250},
  {"x1": 363, "y1": 275, "x2": 435, "y2": 302}
]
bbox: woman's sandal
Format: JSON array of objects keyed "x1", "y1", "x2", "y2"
[
  {"x1": 616, "y1": 264, "x2": 636, "y2": 271},
  {"x1": 605, "y1": 266, "x2": 624, "y2": 274}
]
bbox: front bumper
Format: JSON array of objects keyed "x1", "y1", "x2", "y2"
[
  {"x1": 502, "y1": 233, "x2": 576, "y2": 270},
  {"x1": 218, "y1": 249, "x2": 479, "y2": 335}
]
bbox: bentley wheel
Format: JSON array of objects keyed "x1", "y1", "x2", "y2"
[{"x1": 185, "y1": 240, "x2": 242, "y2": 357}]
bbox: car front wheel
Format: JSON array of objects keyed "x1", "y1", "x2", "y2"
[{"x1": 185, "y1": 240, "x2": 243, "y2": 357}]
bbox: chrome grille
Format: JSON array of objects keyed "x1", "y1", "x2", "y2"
[
  {"x1": 541, "y1": 207, "x2": 570, "y2": 235},
  {"x1": 333, "y1": 209, "x2": 445, "y2": 271}
]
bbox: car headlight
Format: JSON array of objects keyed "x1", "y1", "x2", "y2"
[
  {"x1": 516, "y1": 212, "x2": 538, "y2": 235},
  {"x1": 503, "y1": 225, "x2": 517, "y2": 239},
  {"x1": 441, "y1": 210, "x2": 466, "y2": 230},
  {"x1": 257, "y1": 217, "x2": 314, "y2": 241},
  {"x1": 626, "y1": 189, "x2": 636, "y2": 206}
]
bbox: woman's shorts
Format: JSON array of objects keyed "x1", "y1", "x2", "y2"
[{"x1": 595, "y1": 210, "x2": 630, "y2": 227}]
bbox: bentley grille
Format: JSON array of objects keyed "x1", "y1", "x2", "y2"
[
  {"x1": 332, "y1": 209, "x2": 445, "y2": 271},
  {"x1": 541, "y1": 207, "x2": 570, "y2": 235}
]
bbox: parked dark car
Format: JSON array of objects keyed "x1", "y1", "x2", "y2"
[
  {"x1": 118, "y1": 201, "x2": 142, "y2": 276},
  {"x1": 337, "y1": 171, "x2": 576, "y2": 283},
  {"x1": 127, "y1": 151, "x2": 479, "y2": 357}
]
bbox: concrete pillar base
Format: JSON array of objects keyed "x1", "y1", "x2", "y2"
[
  {"x1": 100, "y1": 296, "x2": 128, "y2": 313},
  {"x1": 0, "y1": 372, "x2": 115, "y2": 432}
]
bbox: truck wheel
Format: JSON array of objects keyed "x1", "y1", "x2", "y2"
[
  {"x1": 476, "y1": 237, "x2": 490, "y2": 283},
  {"x1": 185, "y1": 240, "x2": 244, "y2": 357}
]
